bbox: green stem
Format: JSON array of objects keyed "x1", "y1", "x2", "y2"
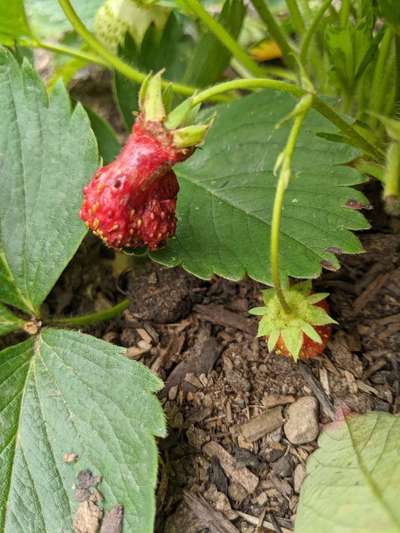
[
  {"x1": 285, "y1": 0, "x2": 306, "y2": 35},
  {"x1": 271, "y1": 98, "x2": 312, "y2": 312},
  {"x1": 48, "y1": 299, "x2": 129, "y2": 327},
  {"x1": 394, "y1": 34, "x2": 400, "y2": 113},
  {"x1": 300, "y1": 0, "x2": 333, "y2": 65},
  {"x1": 340, "y1": 0, "x2": 351, "y2": 25},
  {"x1": 191, "y1": 78, "x2": 384, "y2": 159},
  {"x1": 370, "y1": 27, "x2": 394, "y2": 129},
  {"x1": 250, "y1": 0, "x2": 298, "y2": 71},
  {"x1": 58, "y1": 0, "x2": 228, "y2": 101},
  {"x1": 29, "y1": 39, "x2": 108, "y2": 66},
  {"x1": 181, "y1": 0, "x2": 266, "y2": 78}
]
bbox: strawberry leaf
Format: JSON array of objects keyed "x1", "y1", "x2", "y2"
[
  {"x1": 0, "y1": 47, "x2": 98, "y2": 314},
  {"x1": 0, "y1": 303, "x2": 24, "y2": 337},
  {"x1": 0, "y1": 328, "x2": 166, "y2": 532},
  {"x1": 0, "y1": 0, "x2": 32, "y2": 45},
  {"x1": 153, "y1": 90, "x2": 369, "y2": 283},
  {"x1": 296, "y1": 412, "x2": 400, "y2": 532}
]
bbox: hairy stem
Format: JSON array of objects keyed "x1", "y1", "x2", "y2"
[
  {"x1": 23, "y1": 39, "x2": 109, "y2": 66},
  {"x1": 370, "y1": 27, "x2": 394, "y2": 129},
  {"x1": 250, "y1": 0, "x2": 298, "y2": 71},
  {"x1": 271, "y1": 97, "x2": 312, "y2": 312},
  {"x1": 181, "y1": 0, "x2": 266, "y2": 77},
  {"x1": 192, "y1": 78, "x2": 384, "y2": 160},
  {"x1": 48, "y1": 299, "x2": 129, "y2": 327}
]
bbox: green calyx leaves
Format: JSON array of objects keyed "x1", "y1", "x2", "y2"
[
  {"x1": 249, "y1": 281, "x2": 336, "y2": 360},
  {"x1": 139, "y1": 72, "x2": 212, "y2": 148}
]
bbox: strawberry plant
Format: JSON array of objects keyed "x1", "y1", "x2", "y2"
[{"x1": 1, "y1": 0, "x2": 400, "y2": 531}]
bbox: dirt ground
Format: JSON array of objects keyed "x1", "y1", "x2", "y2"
[
  {"x1": 23, "y1": 65, "x2": 400, "y2": 533},
  {"x1": 38, "y1": 188, "x2": 400, "y2": 533}
]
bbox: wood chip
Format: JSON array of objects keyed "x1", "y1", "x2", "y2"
[
  {"x1": 236, "y1": 511, "x2": 293, "y2": 533},
  {"x1": 298, "y1": 363, "x2": 335, "y2": 421},
  {"x1": 319, "y1": 367, "x2": 330, "y2": 396},
  {"x1": 184, "y1": 491, "x2": 239, "y2": 533},
  {"x1": 195, "y1": 304, "x2": 257, "y2": 335},
  {"x1": 239, "y1": 407, "x2": 283, "y2": 442},
  {"x1": 203, "y1": 441, "x2": 259, "y2": 493},
  {"x1": 164, "y1": 330, "x2": 221, "y2": 393},
  {"x1": 262, "y1": 394, "x2": 295, "y2": 408}
]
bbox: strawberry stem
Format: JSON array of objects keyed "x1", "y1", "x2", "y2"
[
  {"x1": 270, "y1": 95, "x2": 314, "y2": 313},
  {"x1": 47, "y1": 299, "x2": 129, "y2": 327},
  {"x1": 191, "y1": 79, "x2": 384, "y2": 160},
  {"x1": 182, "y1": 0, "x2": 267, "y2": 78}
]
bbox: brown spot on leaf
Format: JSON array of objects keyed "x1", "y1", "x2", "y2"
[
  {"x1": 99, "y1": 505, "x2": 124, "y2": 533},
  {"x1": 64, "y1": 452, "x2": 79, "y2": 464},
  {"x1": 345, "y1": 198, "x2": 371, "y2": 210},
  {"x1": 320, "y1": 260, "x2": 338, "y2": 271}
]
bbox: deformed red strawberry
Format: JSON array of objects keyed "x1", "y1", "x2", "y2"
[
  {"x1": 80, "y1": 73, "x2": 210, "y2": 251},
  {"x1": 249, "y1": 281, "x2": 336, "y2": 361}
]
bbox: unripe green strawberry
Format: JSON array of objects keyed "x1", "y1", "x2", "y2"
[{"x1": 95, "y1": 0, "x2": 169, "y2": 51}]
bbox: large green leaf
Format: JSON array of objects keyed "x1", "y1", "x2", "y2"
[
  {"x1": 0, "y1": 47, "x2": 98, "y2": 315},
  {"x1": 153, "y1": 90, "x2": 368, "y2": 283},
  {"x1": 0, "y1": 0, "x2": 32, "y2": 44},
  {"x1": 24, "y1": 0, "x2": 104, "y2": 38},
  {"x1": 0, "y1": 303, "x2": 24, "y2": 337},
  {"x1": 295, "y1": 412, "x2": 400, "y2": 533},
  {"x1": 0, "y1": 328, "x2": 165, "y2": 532}
]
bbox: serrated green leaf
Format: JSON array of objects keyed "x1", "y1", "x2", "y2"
[
  {"x1": 25, "y1": 0, "x2": 104, "y2": 39},
  {"x1": 183, "y1": 0, "x2": 246, "y2": 87},
  {"x1": 85, "y1": 106, "x2": 122, "y2": 164},
  {"x1": 153, "y1": 90, "x2": 369, "y2": 283},
  {"x1": 0, "y1": 0, "x2": 32, "y2": 44},
  {"x1": 0, "y1": 328, "x2": 166, "y2": 532},
  {"x1": 295, "y1": 412, "x2": 400, "y2": 533},
  {"x1": 0, "y1": 47, "x2": 98, "y2": 314},
  {"x1": 0, "y1": 303, "x2": 24, "y2": 337}
]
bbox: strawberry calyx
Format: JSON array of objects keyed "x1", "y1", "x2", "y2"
[
  {"x1": 249, "y1": 281, "x2": 337, "y2": 361},
  {"x1": 140, "y1": 71, "x2": 213, "y2": 148}
]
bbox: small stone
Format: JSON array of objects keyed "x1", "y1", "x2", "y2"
[
  {"x1": 255, "y1": 491, "x2": 268, "y2": 506},
  {"x1": 168, "y1": 385, "x2": 178, "y2": 401},
  {"x1": 271, "y1": 455, "x2": 292, "y2": 477},
  {"x1": 284, "y1": 396, "x2": 319, "y2": 445},
  {"x1": 293, "y1": 463, "x2": 306, "y2": 493},
  {"x1": 228, "y1": 482, "x2": 248, "y2": 504}
]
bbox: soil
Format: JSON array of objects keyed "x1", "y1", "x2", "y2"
[
  {"x1": 40, "y1": 202, "x2": 400, "y2": 533},
  {"x1": 28, "y1": 64, "x2": 400, "y2": 532}
]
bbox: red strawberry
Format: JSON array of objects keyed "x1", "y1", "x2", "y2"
[
  {"x1": 80, "y1": 73, "x2": 210, "y2": 251},
  {"x1": 274, "y1": 300, "x2": 332, "y2": 360}
]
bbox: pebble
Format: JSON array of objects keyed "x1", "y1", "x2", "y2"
[
  {"x1": 293, "y1": 463, "x2": 306, "y2": 493},
  {"x1": 228, "y1": 482, "x2": 248, "y2": 504},
  {"x1": 271, "y1": 455, "x2": 292, "y2": 477},
  {"x1": 284, "y1": 396, "x2": 319, "y2": 445}
]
